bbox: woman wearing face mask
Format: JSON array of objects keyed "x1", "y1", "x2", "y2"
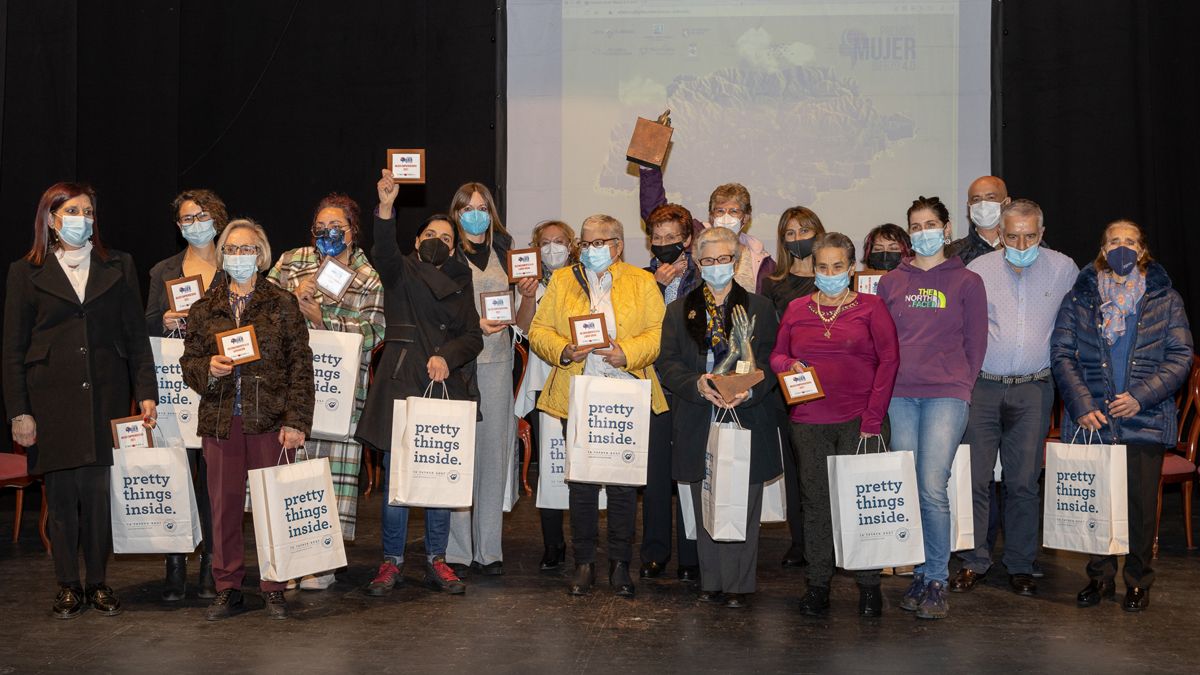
[
  {"x1": 875, "y1": 196, "x2": 988, "y2": 620},
  {"x1": 1051, "y1": 219, "x2": 1192, "y2": 613},
  {"x1": 513, "y1": 219, "x2": 577, "y2": 570},
  {"x1": 528, "y1": 214, "x2": 668, "y2": 598},
  {"x1": 761, "y1": 206, "x2": 826, "y2": 315},
  {"x1": 657, "y1": 226, "x2": 783, "y2": 608},
  {"x1": 4, "y1": 182, "x2": 157, "y2": 619},
  {"x1": 358, "y1": 171, "x2": 483, "y2": 598},
  {"x1": 178, "y1": 218, "x2": 315, "y2": 621},
  {"x1": 445, "y1": 182, "x2": 537, "y2": 576},
  {"x1": 860, "y1": 224, "x2": 913, "y2": 275},
  {"x1": 145, "y1": 189, "x2": 229, "y2": 602},
  {"x1": 769, "y1": 233, "x2": 900, "y2": 618},
  {"x1": 267, "y1": 193, "x2": 385, "y2": 590}
]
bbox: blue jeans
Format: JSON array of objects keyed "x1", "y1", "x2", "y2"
[
  {"x1": 887, "y1": 397, "x2": 970, "y2": 584},
  {"x1": 381, "y1": 452, "x2": 450, "y2": 563}
]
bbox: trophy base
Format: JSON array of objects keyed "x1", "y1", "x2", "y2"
[{"x1": 711, "y1": 370, "x2": 765, "y2": 402}]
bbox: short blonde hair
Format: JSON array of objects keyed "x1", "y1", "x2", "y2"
[
  {"x1": 217, "y1": 218, "x2": 272, "y2": 271},
  {"x1": 580, "y1": 214, "x2": 623, "y2": 241},
  {"x1": 708, "y1": 183, "x2": 752, "y2": 217},
  {"x1": 694, "y1": 225, "x2": 740, "y2": 259}
]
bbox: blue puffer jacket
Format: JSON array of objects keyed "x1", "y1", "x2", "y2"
[{"x1": 1051, "y1": 262, "x2": 1193, "y2": 446}]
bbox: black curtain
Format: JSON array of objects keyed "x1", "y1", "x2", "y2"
[{"x1": 999, "y1": 0, "x2": 1200, "y2": 326}]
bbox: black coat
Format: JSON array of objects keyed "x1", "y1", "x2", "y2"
[
  {"x1": 3, "y1": 249, "x2": 157, "y2": 473},
  {"x1": 657, "y1": 282, "x2": 784, "y2": 483},
  {"x1": 1051, "y1": 262, "x2": 1193, "y2": 446},
  {"x1": 145, "y1": 249, "x2": 225, "y2": 337},
  {"x1": 355, "y1": 214, "x2": 484, "y2": 451}
]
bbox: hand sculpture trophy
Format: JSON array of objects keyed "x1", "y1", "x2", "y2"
[{"x1": 710, "y1": 305, "x2": 765, "y2": 401}]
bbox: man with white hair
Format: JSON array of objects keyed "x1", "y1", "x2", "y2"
[{"x1": 951, "y1": 199, "x2": 1078, "y2": 596}]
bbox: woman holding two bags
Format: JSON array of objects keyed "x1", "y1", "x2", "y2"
[
  {"x1": 1051, "y1": 219, "x2": 1192, "y2": 612},
  {"x1": 657, "y1": 226, "x2": 783, "y2": 609}
]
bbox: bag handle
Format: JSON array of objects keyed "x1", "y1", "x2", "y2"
[
  {"x1": 276, "y1": 444, "x2": 310, "y2": 466},
  {"x1": 422, "y1": 380, "x2": 450, "y2": 399},
  {"x1": 855, "y1": 434, "x2": 888, "y2": 455},
  {"x1": 714, "y1": 405, "x2": 744, "y2": 429},
  {"x1": 1067, "y1": 426, "x2": 1099, "y2": 446}
]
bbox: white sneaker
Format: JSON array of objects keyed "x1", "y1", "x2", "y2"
[
  {"x1": 299, "y1": 572, "x2": 336, "y2": 591},
  {"x1": 286, "y1": 578, "x2": 298, "y2": 591}
]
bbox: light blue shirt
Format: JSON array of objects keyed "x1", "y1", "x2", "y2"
[{"x1": 967, "y1": 247, "x2": 1079, "y2": 377}]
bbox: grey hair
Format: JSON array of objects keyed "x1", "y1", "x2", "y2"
[
  {"x1": 580, "y1": 214, "x2": 624, "y2": 241},
  {"x1": 811, "y1": 232, "x2": 857, "y2": 265},
  {"x1": 694, "y1": 225, "x2": 741, "y2": 259},
  {"x1": 1001, "y1": 198, "x2": 1044, "y2": 229},
  {"x1": 217, "y1": 218, "x2": 272, "y2": 271}
]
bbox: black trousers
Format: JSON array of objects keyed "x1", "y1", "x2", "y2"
[
  {"x1": 44, "y1": 464, "x2": 112, "y2": 588},
  {"x1": 780, "y1": 423, "x2": 806, "y2": 553},
  {"x1": 641, "y1": 398, "x2": 698, "y2": 567},
  {"x1": 1087, "y1": 443, "x2": 1165, "y2": 589},
  {"x1": 569, "y1": 483, "x2": 637, "y2": 564}
]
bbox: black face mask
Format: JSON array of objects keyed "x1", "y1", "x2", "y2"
[
  {"x1": 866, "y1": 251, "x2": 902, "y2": 271},
  {"x1": 651, "y1": 242, "x2": 685, "y2": 265},
  {"x1": 418, "y1": 238, "x2": 451, "y2": 266},
  {"x1": 784, "y1": 238, "x2": 814, "y2": 260}
]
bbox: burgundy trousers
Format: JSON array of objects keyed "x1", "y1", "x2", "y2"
[{"x1": 204, "y1": 416, "x2": 293, "y2": 592}]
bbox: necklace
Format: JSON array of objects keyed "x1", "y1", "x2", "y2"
[{"x1": 815, "y1": 289, "x2": 850, "y2": 339}]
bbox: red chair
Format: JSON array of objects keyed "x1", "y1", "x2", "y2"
[
  {"x1": 1153, "y1": 354, "x2": 1200, "y2": 558},
  {"x1": 514, "y1": 341, "x2": 534, "y2": 496},
  {"x1": 1, "y1": 444, "x2": 50, "y2": 553}
]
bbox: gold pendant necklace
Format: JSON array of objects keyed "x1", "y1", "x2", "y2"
[{"x1": 816, "y1": 289, "x2": 850, "y2": 338}]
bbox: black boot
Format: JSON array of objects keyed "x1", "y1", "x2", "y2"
[
  {"x1": 609, "y1": 560, "x2": 635, "y2": 598},
  {"x1": 858, "y1": 584, "x2": 883, "y2": 617},
  {"x1": 540, "y1": 544, "x2": 566, "y2": 571},
  {"x1": 197, "y1": 553, "x2": 217, "y2": 599},
  {"x1": 568, "y1": 563, "x2": 595, "y2": 596},
  {"x1": 162, "y1": 554, "x2": 186, "y2": 602}
]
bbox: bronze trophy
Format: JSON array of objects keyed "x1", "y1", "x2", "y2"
[
  {"x1": 710, "y1": 305, "x2": 764, "y2": 401},
  {"x1": 625, "y1": 109, "x2": 674, "y2": 169}
]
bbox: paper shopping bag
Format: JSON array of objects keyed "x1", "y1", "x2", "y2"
[
  {"x1": 249, "y1": 456, "x2": 347, "y2": 582},
  {"x1": 110, "y1": 444, "x2": 201, "y2": 554},
  {"x1": 564, "y1": 375, "x2": 651, "y2": 486},
  {"x1": 702, "y1": 410, "x2": 753, "y2": 542},
  {"x1": 947, "y1": 445, "x2": 975, "y2": 552},
  {"x1": 828, "y1": 447, "x2": 925, "y2": 570},
  {"x1": 150, "y1": 337, "x2": 201, "y2": 448},
  {"x1": 1043, "y1": 440, "x2": 1129, "y2": 555},
  {"x1": 537, "y1": 412, "x2": 606, "y2": 510},
  {"x1": 387, "y1": 385, "x2": 477, "y2": 508},
  {"x1": 307, "y1": 329, "x2": 365, "y2": 441}
]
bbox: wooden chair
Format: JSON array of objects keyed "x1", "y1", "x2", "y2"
[
  {"x1": 1153, "y1": 354, "x2": 1200, "y2": 558},
  {"x1": 513, "y1": 341, "x2": 534, "y2": 496},
  {"x1": 1, "y1": 444, "x2": 51, "y2": 553}
]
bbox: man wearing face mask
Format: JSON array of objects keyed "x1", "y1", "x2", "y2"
[
  {"x1": 951, "y1": 199, "x2": 1078, "y2": 598},
  {"x1": 948, "y1": 176, "x2": 1011, "y2": 265}
]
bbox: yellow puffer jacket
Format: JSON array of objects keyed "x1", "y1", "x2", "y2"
[{"x1": 529, "y1": 261, "x2": 669, "y2": 418}]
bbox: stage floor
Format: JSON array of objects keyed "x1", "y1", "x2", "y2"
[{"x1": 1, "y1": 475, "x2": 1197, "y2": 674}]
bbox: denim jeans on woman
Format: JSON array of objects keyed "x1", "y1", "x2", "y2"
[
  {"x1": 887, "y1": 397, "x2": 969, "y2": 584},
  {"x1": 380, "y1": 452, "x2": 451, "y2": 564}
]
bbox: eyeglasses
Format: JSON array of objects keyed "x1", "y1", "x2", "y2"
[
  {"x1": 178, "y1": 211, "x2": 210, "y2": 226},
  {"x1": 650, "y1": 233, "x2": 685, "y2": 245},
  {"x1": 697, "y1": 254, "x2": 735, "y2": 266},
  {"x1": 58, "y1": 206, "x2": 95, "y2": 218},
  {"x1": 711, "y1": 207, "x2": 743, "y2": 218},
  {"x1": 221, "y1": 244, "x2": 260, "y2": 256},
  {"x1": 579, "y1": 237, "x2": 619, "y2": 249}
]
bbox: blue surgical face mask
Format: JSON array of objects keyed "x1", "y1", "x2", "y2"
[
  {"x1": 181, "y1": 219, "x2": 217, "y2": 247},
  {"x1": 814, "y1": 270, "x2": 851, "y2": 296},
  {"x1": 223, "y1": 253, "x2": 258, "y2": 283},
  {"x1": 315, "y1": 228, "x2": 347, "y2": 257},
  {"x1": 460, "y1": 210, "x2": 490, "y2": 236},
  {"x1": 1105, "y1": 245, "x2": 1138, "y2": 276},
  {"x1": 701, "y1": 262, "x2": 735, "y2": 289},
  {"x1": 581, "y1": 244, "x2": 613, "y2": 274},
  {"x1": 57, "y1": 215, "x2": 94, "y2": 247},
  {"x1": 910, "y1": 228, "x2": 945, "y2": 257},
  {"x1": 1004, "y1": 243, "x2": 1040, "y2": 268}
]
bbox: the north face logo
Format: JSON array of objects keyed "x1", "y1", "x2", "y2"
[{"x1": 904, "y1": 288, "x2": 946, "y2": 309}]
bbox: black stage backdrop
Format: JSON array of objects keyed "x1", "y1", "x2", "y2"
[{"x1": 0, "y1": 1, "x2": 1197, "y2": 432}]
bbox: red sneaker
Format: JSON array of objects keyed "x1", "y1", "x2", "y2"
[
  {"x1": 365, "y1": 560, "x2": 402, "y2": 597},
  {"x1": 426, "y1": 557, "x2": 466, "y2": 595}
]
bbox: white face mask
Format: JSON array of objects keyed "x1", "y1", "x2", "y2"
[
  {"x1": 969, "y1": 200, "x2": 1002, "y2": 230},
  {"x1": 713, "y1": 214, "x2": 741, "y2": 232},
  {"x1": 540, "y1": 242, "x2": 569, "y2": 270}
]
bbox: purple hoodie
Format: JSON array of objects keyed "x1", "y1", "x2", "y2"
[{"x1": 875, "y1": 256, "x2": 988, "y2": 401}]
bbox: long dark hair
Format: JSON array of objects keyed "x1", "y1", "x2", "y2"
[{"x1": 25, "y1": 182, "x2": 109, "y2": 265}]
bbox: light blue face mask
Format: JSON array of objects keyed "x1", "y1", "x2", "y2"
[
  {"x1": 911, "y1": 228, "x2": 945, "y2": 257},
  {"x1": 1004, "y1": 243, "x2": 1040, "y2": 268},
  {"x1": 814, "y1": 270, "x2": 851, "y2": 296},
  {"x1": 223, "y1": 253, "x2": 258, "y2": 283},
  {"x1": 181, "y1": 219, "x2": 217, "y2": 247},
  {"x1": 460, "y1": 210, "x2": 490, "y2": 236},
  {"x1": 581, "y1": 243, "x2": 613, "y2": 274},
  {"x1": 701, "y1": 262, "x2": 735, "y2": 289},
  {"x1": 58, "y1": 215, "x2": 94, "y2": 247}
]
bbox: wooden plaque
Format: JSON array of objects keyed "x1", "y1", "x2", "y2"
[
  {"x1": 111, "y1": 415, "x2": 153, "y2": 449},
  {"x1": 778, "y1": 367, "x2": 825, "y2": 405},
  {"x1": 165, "y1": 275, "x2": 206, "y2": 313},
  {"x1": 625, "y1": 117, "x2": 674, "y2": 169},
  {"x1": 480, "y1": 290, "x2": 515, "y2": 325},
  {"x1": 569, "y1": 313, "x2": 610, "y2": 349},
  {"x1": 388, "y1": 148, "x2": 426, "y2": 184},
  {"x1": 315, "y1": 257, "x2": 357, "y2": 302},
  {"x1": 215, "y1": 325, "x2": 262, "y2": 365},
  {"x1": 854, "y1": 272, "x2": 885, "y2": 296},
  {"x1": 507, "y1": 247, "x2": 542, "y2": 283}
]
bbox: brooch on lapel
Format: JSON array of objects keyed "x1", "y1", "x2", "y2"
[{"x1": 688, "y1": 309, "x2": 696, "y2": 320}]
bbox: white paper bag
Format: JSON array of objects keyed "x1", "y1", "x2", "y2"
[
  {"x1": 308, "y1": 329, "x2": 364, "y2": 442},
  {"x1": 249, "y1": 455, "x2": 347, "y2": 581},
  {"x1": 564, "y1": 375, "x2": 651, "y2": 486},
  {"x1": 702, "y1": 410, "x2": 753, "y2": 542},
  {"x1": 110, "y1": 444, "x2": 202, "y2": 554},
  {"x1": 502, "y1": 425, "x2": 520, "y2": 513},
  {"x1": 150, "y1": 337, "x2": 201, "y2": 449},
  {"x1": 537, "y1": 412, "x2": 606, "y2": 510},
  {"x1": 387, "y1": 385, "x2": 477, "y2": 508},
  {"x1": 760, "y1": 432, "x2": 788, "y2": 523},
  {"x1": 947, "y1": 444, "x2": 975, "y2": 552},
  {"x1": 828, "y1": 445, "x2": 925, "y2": 570},
  {"x1": 679, "y1": 481, "x2": 697, "y2": 540},
  {"x1": 1043, "y1": 440, "x2": 1129, "y2": 555}
]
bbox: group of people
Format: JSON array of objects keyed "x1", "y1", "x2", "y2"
[{"x1": 3, "y1": 165, "x2": 1192, "y2": 624}]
